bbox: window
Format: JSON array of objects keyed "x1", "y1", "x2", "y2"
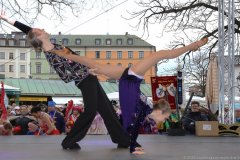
[
  {"x1": 50, "y1": 66, "x2": 56, "y2": 73},
  {"x1": 117, "y1": 63, "x2": 122, "y2": 66},
  {"x1": 128, "y1": 63, "x2": 132, "y2": 67},
  {"x1": 139, "y1": 51, "x2": 144, "y2": 59},
  {"x1": 9, "y1": 53, "x2": 14, "y2": 60},
  {"x1": 0, "y1": 39, "x2": 6, "y2": 46},
  {"x1": 20, "y1": 53, "x2": 26, "y2": 60},
  {"x1": 9, "y1": 40, "x2": 15, "y2": 46},
  {"x1": 128, "y1": 51, "x2": 133, "y2": 59},
  {"x1": 127, "y1": 38, "x2": 133, "y2": 45},
  {"x1": 36, "y1": 51, "x2": 41, "y2": 59},
  {"x1": 106, "y1": 51, "x2": 111, "y2": 59},
  {"x1": 95, "y1": 39, "x2": 101, "y2": 45},
  {"x1": 19, "y1": 40, "x2": 26, "y2": 46},
  {"x1": 96, "y1": 51, "x2": 100, "y2": 59},
  {"x1": 116, "y1": 39, "x2": 122, "y2": 45},
  {"x1": 36, "y1": 63, "x2": 41, "y2": 73},
  {"x1": 0, "y1": 52, "x2": 5, "y2": 59},
  {"x1": 50, "y1": 38, "x2": 56, "y2": 44},
  {"x1": 62, "y1": 38, "x2": 68, "y2": 45},
  {"x1": 20, "y1": 65, "x2": 25, "y2": 73},
  {"x1": 106, "y1": 39, "x2": 111, "y2": 45},
  {"x1": 9, "y1": 65, "x2": 14, "y2": 72},
  {"x1": 75, "y1": 39, "x2": 81, "y2": 45},
  {"x1": 0, "y1": 64, "x2": 5, "y2": 72},
  {"x1": 117, "y1": 51, "x2": 122, "y2": 59},
  {"x1": 75, "y1": 51, "x2": 81, "y2": 55}
]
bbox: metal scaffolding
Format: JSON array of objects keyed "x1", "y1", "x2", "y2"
[{"x1": 218, "y1": 0, "x2": 236, "y2": 124}]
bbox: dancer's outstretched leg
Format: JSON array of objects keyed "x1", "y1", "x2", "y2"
[{"x1": 130, "y1": 37, "x2": 208, "y2": 76}]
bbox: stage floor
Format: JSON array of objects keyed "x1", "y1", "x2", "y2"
[{"x1": 0, "y1": 135, "x2": 239, "y2": 160}]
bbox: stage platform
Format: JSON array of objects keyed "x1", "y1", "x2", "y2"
[{"x1": 0, "y1": 135, "x2": 239, "y2": 160}]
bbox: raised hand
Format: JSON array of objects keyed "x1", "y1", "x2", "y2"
[
  {"x1": 0, "y1": 10, "x2": 15, "y2": 25},
  {"x1": 0, "y1": 10, "x2": 8, "y2": 21}
]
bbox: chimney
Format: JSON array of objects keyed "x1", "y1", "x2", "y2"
[
  {"x1": 125, "y1": 32, "x2": 128, "y2": 35},
  {"x1": 58, "y1": 32, "x2": 61, "y2": 35}
]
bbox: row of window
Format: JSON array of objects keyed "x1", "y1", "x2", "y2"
[
  {"x1": 50, "y1": 38, "x2": 134, "y2": 46},
  {"x1": 0, "y1": 64, "x2": 57, "y2": 74},
  {"x1": 35, "y1": 65, "x2": 56, "y2": 74},
  {"x1": 0, "y1": 62, "x2": 133, "y2": 74},
  {"x1": 0, "y1": 52, "x2": 26, "y2": 60},
  {"x1": 0, "y1": 64, "x2": 26, "y2": 73},
  {"x1": 34, "y1": 51, "x2": 144, "y2": 59},
  {"x1": 35, "y1": 63, "x2": 132, "y2": 73},
  {"x1": 96, "y1": 51, "x2": 144, "y2": 59},
  {"x1": 0, "y1": 39, "x2": 26, "y2": 46}
]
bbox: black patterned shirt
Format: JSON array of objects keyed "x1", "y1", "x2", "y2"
[{"x1": 44, "y1": 44, "x2": 89, "y2": 86}]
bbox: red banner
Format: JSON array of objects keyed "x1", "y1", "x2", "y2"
[
  {"x1": 0, "y1": 81, "x2": 7, "y2": 120},
  {"x1": 151, "y1": 76, "x2": 177, "y2": 109}
]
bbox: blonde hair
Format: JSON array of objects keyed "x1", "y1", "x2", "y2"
[
  {"x1": 153, "y1": 99, "x2": 171, "y2": 114},
  {"x1": 27, "y1": 29, "x2": 43, "y2": 51}
]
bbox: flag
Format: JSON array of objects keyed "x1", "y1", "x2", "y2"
[
  {"x1": 65, "y1": 100, "x2": 74, "y2": 121},
  {"x1": 0, "y1": 81, "x2": 7, "y2": 121}
]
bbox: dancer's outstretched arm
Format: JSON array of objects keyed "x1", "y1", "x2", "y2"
[{"x1": 52, "y1": 38, "x2": 208, "y2": 78}]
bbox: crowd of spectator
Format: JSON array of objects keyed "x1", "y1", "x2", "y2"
[{"x1": 0, "y1": 100, "x2": 109, "y2": 136}]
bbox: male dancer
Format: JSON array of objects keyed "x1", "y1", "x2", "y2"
[{"x1": 0, "y1": 12, "x2": 130, "y2": 149}]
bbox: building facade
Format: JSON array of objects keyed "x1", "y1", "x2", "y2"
[
  {"x1": 0, "y1": 32, "x2": 156, "y2": 83},
  {"x1": 31, "y1": 33, "x2": 156, "y2": 83},
  {"x1": 0, "y1": 32, "x2": 31, "y2": 79}
]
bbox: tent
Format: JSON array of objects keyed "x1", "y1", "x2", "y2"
[{"x1": 0, "y1": 83, "x2": 21, "y2": 95}]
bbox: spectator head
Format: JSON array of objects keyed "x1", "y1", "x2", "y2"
[
  {"x1": 10, "y1": 111, "x2": 16, "y2": 116},
  {"x1": 153, "y1": 99, "x2": 171, "y2": 123},
  {"x1": 72, "y1": 106, "x2": 82, "y2": 115},
  {"x1": 14, "y1": 106, "x2": 20, "y2": 110},
  {"x1": 3, "y1": 122, "x2": 13, "y2": 131},
  {"x1": 191, "y1": 101, "x2": 200, "y2": 112},
  {"x1": 30, "y1": 105, "x2": 42, "y2": 118},
  {"x1": 20, "y1": 105, "x2": 29, "y2": 115},
  {"x1": 2, "y1": 122, "x2": 13, "y2": 135},
  {"x1": 14, "y1": 106, "x2": 21, "y2": 114},
  {"x1": 47, "y1": 101, "x2": 56, "y2": 112},
  {"x1": 28, "y1": 122, "x2": 39, "y2": 132}
]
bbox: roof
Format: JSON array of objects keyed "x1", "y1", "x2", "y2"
[
  {"x1": 0, "y1": 78, "x2": 152, "y2": 97},
  {"x1": 50, "y1": 34, "x2": 155, "y2": 48}
]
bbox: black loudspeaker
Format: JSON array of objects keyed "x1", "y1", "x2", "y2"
[
  {"x1": 167, "y1": 128, "x2": 186, "y2": 136},
  {"x1": 167, "y1": 122, "x2": 186, "y2": 136}
]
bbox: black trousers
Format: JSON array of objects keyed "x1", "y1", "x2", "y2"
[{"x1": 62, "y1": 75, "x2": 130, "y2": 147}]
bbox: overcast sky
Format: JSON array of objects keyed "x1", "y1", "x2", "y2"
[{"x1": 2, "y1": 0, "x2": 178, "y2": 75}]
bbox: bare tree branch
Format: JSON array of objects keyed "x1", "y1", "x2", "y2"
[{"x1": 0, "y1": 0, "x2": 117, "y2": 25}]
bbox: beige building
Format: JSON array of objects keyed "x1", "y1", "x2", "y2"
[
  {"x1": 41, "y1": 33, "x2": 157, "y2": 83},
  {"x1": 0, "y1": 32, "x2": 31, "y2": 79},
  {"x1": 1, "y1": 32, "x2": 156, "y2": 83}
]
